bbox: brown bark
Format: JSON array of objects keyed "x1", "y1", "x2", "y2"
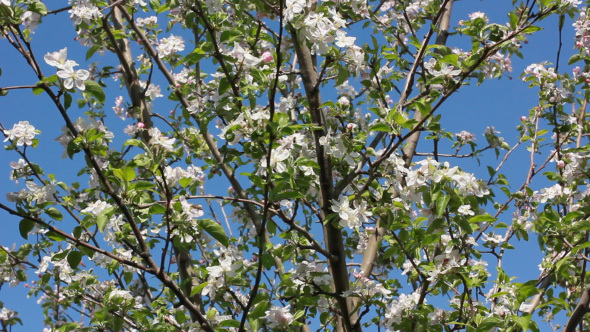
[
  {"x1": 358, "y1": 0, "x2": 454, "y2": 278},
  {"x1": 290, "y1": 26, "x2": 361, "y2": 332},
  {"x1": 564, "y1": 283, "x2": 590, "y2": 332}
]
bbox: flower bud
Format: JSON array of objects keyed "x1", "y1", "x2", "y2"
[{"x1": 261, "y1": 51, "x2": 273, "y2": 63}]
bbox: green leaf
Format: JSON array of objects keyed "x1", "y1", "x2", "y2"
[
  {"x1": 112, "y1": 166, "x2": 136, "y2": 182},
  {"x1": 509, "y1": 11, "x2": 518, "y2": 28},
  {"x1": 200, "y1": 219, "x2": 229, "y2": 247},
  {"x1": 436, "y1": 194, "x2": 450, "y2": 217},
  {"x1": 19, "y1": 219, "x2": 35, "y2": 240},
  {"x1": 33, "y1": 86, "x2": 44, "y2": 95},
  {"x1": 29, "y1": 1, "x2": 48, "y2": 15},
  {"x1": 46, "y1": 231, "x2": 67, "y2": 241},
  {"x1": 522, "y1": 26, "x2": 542, "y2": 34},
  {"x1": 86, "y1": 45, "x2": 102, "y2": 60},
  {"x1": 369, "y1": 123, "x2": 390, "y2": 132},
  {"x1": 179, "y1": 177, "x2": 192, "y2": 188},
  {"x1": 67, "y1": 250, "x2": 82, "y2": 269},
  {"x1": 469, "y1": 214, "x2": 497, "y2": 223},
  {"x1": 218, "y1": 77, "x2": 230, "y2": 95},
  {"x1": 45, "y1": 207, "x2": 63, "y2": 221},
  {"x1": 84, "y1": 81, "x2": 105, "y2": 103},
  {"x1": 64, "y1": 92, "x2": 72, "y2": 110},
  {"x1": 219, "y1": 320, "x2": 241, "y2": 328},
  {"x1": 293, "y1": 310, "x2": 305, "y2": 321},
  {"x1": 569, "y1": 53, "x2": 582, "y2": 65},
  {"x1": 124, "y1": 271, "x2": 133, "y2": 284},
  {"x1": 190, "y1": 282, "x2": 209, "y2": 297},
  {"x1": 250, "y1": 301, "x2": 268, "y2": 319},
  {"x1": 512, "y1": 314, "x2": 531, "y2": 331},
  {"x1": 133, "y1": 181, "x2": 156, "y2": 190},
  {"x1": 476, "y1": 316, "x2": 502, "y2": 332},
  {"x1": 249, "y1": 319, "x2": 259, "y2": 332},
  {"x1": 175, "y1": 310, "x2": 186, "y2": 324},
  {"x1": 111, "y1": 316, "x2": 124, "y2": 332},
  {"x1": 183, "y1": 48, "x2": 206, "y2": 65},
  {"x1": 96, "y1": 207, "x2": 114, "y2": 232},
  {"x1": 124, "y1": 139, "x2": 149, "y2": 151},
  {"x1": 220, "y1": 30, "x2": 242, "y2": 44},
  {"x1": 335, "y1": 66, "x2": 349, "y2": 86},
  {"x1": 149, "y1": 0, "x2": 160, "y2": 11},
  {"x1": 73, "y1": 226, "x2": 82, "y2": 239},
  {"x1": 149, "y1": 204, "x2": 167, "y2": 214},
  {"x1": 517, "y1": 283, "x2": 540, "y2": 302},
  {"x1": 270, "y1": 189, "x2": 302, "y2": 201},
  {"x1": 440, "y1": 54, "x2": 459, "y2": 66}
]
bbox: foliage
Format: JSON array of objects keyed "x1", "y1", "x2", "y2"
[{"x1": 0, "y1": 0, "x2": 590, "y2": 331}]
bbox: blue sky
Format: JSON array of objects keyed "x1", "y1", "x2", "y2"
[{"x1": 0, "y1": 0, "x2": 581, "y2": 330}]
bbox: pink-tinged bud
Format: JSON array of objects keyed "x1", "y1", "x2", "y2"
[
  {"x1": 585, "y1": 78, "x2": 590, "y2": 83},
  {"x1": 520, "y1": 116, "x2": 527, "y2": 122},
  {"x1": 347, "y1": 123, "x2": 357, "y2": 130},
  {"x1": 175, "y1": 83, "x2": 181, "y2": 88},
  {"x1": 137, "y1": 122, "x2": 146, "y2": 129},
  {"x1": 170, "y1": 110, "x2": 175, "y2": 115},
  {"x1": 261, "y1": 51, "x2": 273, "y2": 63},
  {"x1": 557, "y1": 160, "x2": 566, "y2": 168},
  {"x1": 573, "y1": 66, "x2": 581, "y2": 75}
]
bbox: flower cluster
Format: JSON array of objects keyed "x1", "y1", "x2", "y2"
[
  {"x1": 69, "y1": 0, "x2": 103, "y2": 25},
  {"x1": 44, "y1": 48, "x2": 90, "y2": 90},
  {"x1": 157, "y1": 35, "x2": 185, "y2": 58},
  {"x1": 330, "y1": 196, "x2": 373, "y2": 229},
  {"x1": 264, "y1": 306, "x2": 294, "y2": 329},
  {"x1": 3, "y1": 121, "x2": 39, "y2": 146}
]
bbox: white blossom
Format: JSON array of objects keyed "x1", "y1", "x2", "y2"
[
  {"x1": 57, "y1": 61, "x2": 90, "y2": 90},
  {"x1": 144, "y1": 83, "x2": 163, "y2": 100},
  {"x1": 149, "y1": 127, "x2": 176, "y2": 152},
  {"x1": 44, "y1": 48, "x2": 69, "y2": 69},
  {"x1": 284, "y1": 0, "x2": 305, "y2": 23},
  {"x1": 81, "y1": 200, "x2": 112, "y2": 215},
  {"x1": 157, "y1": 35, "x2": 185, "y2": 58},
  {"x1": 69, "y1": 0, "x2": 103, "y2": 25},
  {"x1": 264, "y1": 306, "x2": 294, "y2": 328},
  {"x1": 21, "y1": 11, "x2": 41, "y2": 31},
  {"x1": 331, "y1": 196, "x2": 360, "y2": 229},
  {"x1": 458, "y1": 204, "x2": 474, "y2": 216},
  {"x1": 3, "y1": 121, "x2": 39, "y2": 146}
]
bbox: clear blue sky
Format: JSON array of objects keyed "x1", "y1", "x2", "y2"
[{"x1": 0, "y1": 1, "x2": 578, "y2": 330}]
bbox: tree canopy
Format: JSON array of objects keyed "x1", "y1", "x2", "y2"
[{"x1": 1, "y1": 0, "x2": 590, "y2": 331}]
